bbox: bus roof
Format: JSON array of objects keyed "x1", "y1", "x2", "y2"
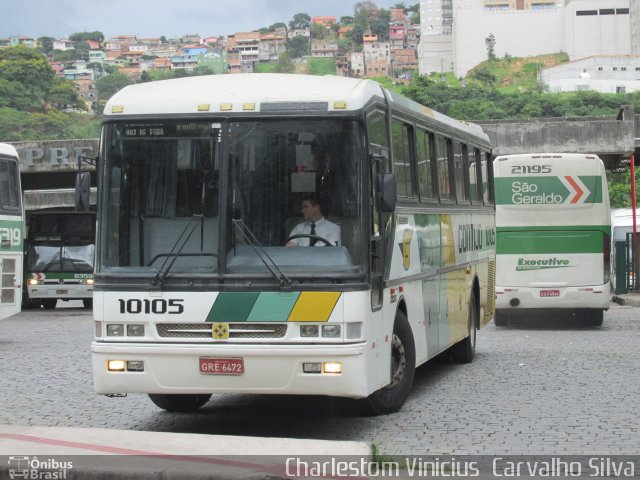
[
  {"x1": 104, "y1": 74, "x2": 386, "y2": 116},
  {"x1": 102, "y1": 74, "x2": 490, "y2": 146},
  {"x1": 0, "y1": 143, "x2": 18, "y2": 158}
]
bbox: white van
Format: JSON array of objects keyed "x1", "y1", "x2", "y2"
[{"x1": 494, "y1": 153, "x2": 611, "y2": 326}]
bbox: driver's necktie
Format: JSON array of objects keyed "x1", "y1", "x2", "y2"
[{"x1": 309, "y1": 223, "x2": 317, "y2": 246}]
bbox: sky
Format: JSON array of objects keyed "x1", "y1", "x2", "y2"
[{"x1": 1, "y1": 0, "x2": 402, "y2": 40}]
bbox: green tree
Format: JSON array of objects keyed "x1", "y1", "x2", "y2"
[
  {"x1": 289, "y1": 13, "x2": 311, "y2": 30},
  {"x1": 70, "y1": 31, "x2": 104, "y2": 43},
  {"x1": 485, "y1": 33, "x2": 496, "y2": 61},
  {"x1": 37, "y1": 36, "x2": 55, "y2": 55},
  {"x1": 287, "y1": 35, "x2": 310, "y2": 58},
  {"x1": 47, "y1": 77, "x2": 84, "y2": 110},
  {"x1": 469, "y1": 66, "x2": 496, "y2": 87},
  {"x1": 0, "y1": 107, "x2": 28, "y2": 141},
  {"x1": 275, "y1": 52, "x2": 295, "y2": 73},
  {"x1": 25, "y1": 110, "x2": 69, "y2": 139},
  {"x1": 0, "y1": 78, "x2": 32, "y2": 110},
  {"x1": 0, "y1": 45, "x2": 56, "y2": 112},
  {"x1": 96, "y1": 72, "x2": 133, "y2": 103},
  {"x1": 340, "y1": 16, "x2": 354, "y2": 25}
]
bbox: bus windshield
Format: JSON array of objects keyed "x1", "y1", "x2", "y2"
[{"x1": 98, "y1": 119, "x2": 364, "y2": 280}]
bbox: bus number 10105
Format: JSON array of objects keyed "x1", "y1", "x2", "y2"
[{"x1": 118, "y1": 298, "x2": 184, "y2": 314}]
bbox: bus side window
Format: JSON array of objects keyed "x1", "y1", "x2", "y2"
[
  {"x1": 416, "y1": 129, "x2": 436, "y2": 202},
  {"x1": 391, "y1": 119, "x2": 415, "y2": 199},
  {"x1": 481, "y1": 151, "x2": 494, "y2": 205},
  {"x1": 436, "y1": 135, "x2": 454, "y2": 202},
  {"x1": 453, "y1": 141, "x2": 470, "y2": 204},
  {"x1": 470, "y1": 148, "x2": 484, "y2": 204}
]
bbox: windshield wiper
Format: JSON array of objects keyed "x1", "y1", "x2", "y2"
[
  {"x1": 231, "y1": 219, "x2": 292, "y2": 289},
  {"x1": 151, "y1": 214, "x2": 203, "y2": 288}
]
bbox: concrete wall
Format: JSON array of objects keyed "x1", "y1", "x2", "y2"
[
  {"x1": 453, "y1": 7, "x2": 564, "y2": 76},
  {"x1": 476, "y1": 105, "x2": 636, "y2": 168},
  {"x1": 541, "y1": 55, "x2": 640, "y2": 93}
]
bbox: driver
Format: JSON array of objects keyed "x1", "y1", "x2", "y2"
[{"x1": 285, "y1": 194, "x2": 341, "y2": 247}]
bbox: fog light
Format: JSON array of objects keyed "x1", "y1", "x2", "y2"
[
  {"x1": 127, "y1": 324, "x2": 145, "y2": 336},
  {"x1": 95, "y1": 321, "x2": 102, "y2": 337},
  {"x1": 303, "y1": 362, "x2": 322, "y2": 373},
  {"x1": 86, "y1": 279, "x2": 94, "y2": 285},
  {"x1": 107, "y1": 360, "x2": 126, "y2": 372},
  {"x1": 346, "y1": 322, "x2": 362, "y2": 339},
  {"x1": 126, "y1": 361, "x2": 144, "y2": 372},
  {"x1": 300, "y1": 325, "x2": 319, "y2": 337},
  {"x1": 323, "y1": 362, "x2": 342, "y2": 374},
  {"x1": 321, "y1": 325, "x2": 341, "y2": 338},
  {"x1": 28, "y1": 279, "x2": 39, "y2": 286},
  {"x1": 106, "y1": 324, "x2": 124, "y2": 336}
]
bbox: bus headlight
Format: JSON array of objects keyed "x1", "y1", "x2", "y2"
[
  {"x1": 28, "y1": 279, "x2": 39, "y2": 286},
  {"x1": 300, "y1": 325, "x2": 319, "y2": 337},
  {"x1": 321, "y1": 325, "x2": 341, "y2": 338},
  {"x1": 127, "y1": 324, "x2": 145, "y2": 336},
  {"x1": 106, "y1": 324, "x2": 124, "y2": 336}
]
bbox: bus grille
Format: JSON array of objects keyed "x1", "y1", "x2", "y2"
[
  {"x1": 156, "y1": 323, "x2": 288, "y2": 339},
  {"x1": 487, "y1": 259, "x2": 496, "y2": 319}
]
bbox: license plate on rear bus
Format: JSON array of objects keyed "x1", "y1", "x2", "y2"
[
  {"x1": 199, "y1": 357, "x2": 244, "y2": 376},
  {"x1": 540, "y1": 290, "x2": 560, "y2": 297}
]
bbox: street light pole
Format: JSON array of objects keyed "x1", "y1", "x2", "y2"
[{"x1": 631, "y1": 154, "x2": 637, "y2": 289}]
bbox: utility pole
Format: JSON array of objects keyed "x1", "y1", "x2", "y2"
[{"x1": 632, "y1": 154, "x2": 637, "y2": 289}]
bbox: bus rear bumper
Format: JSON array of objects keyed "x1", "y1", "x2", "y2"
[
  {"x1": 495, "y1": 284, "x2": 610, "y2": 311},
  {"x1": 91, "y1": 342, "x2": 370, "y2": 398}
]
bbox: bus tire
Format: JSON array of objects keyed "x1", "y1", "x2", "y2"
[
  {"x1": 364, "y1": 310, "x2": 415, "y2": 415},
  {"x1": 494, "y1": 312, "x2": 508, "y2": 327},
  {"x1": 83, "y1": 299, "x2": 93, "y2": 309},
  {"x1": 586, "y1": 310, "x2": 604, "y2": 327},
  {"x1": 148, "y1": 394, "x2": 212, "y2": 412},
  {"x1": 42, "y1": 299, "x2": 57, "y2": 310},
  {"x1": 452, "y1": 292, "x2": 477, "y2": 363}
]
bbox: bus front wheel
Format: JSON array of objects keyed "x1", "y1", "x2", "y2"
[
  {"x1": 148, "y1": 393, "x2": 212, "y2": 412},
  {"x1": 364, "y1": 310, "x2": 415, "y2": 415}
]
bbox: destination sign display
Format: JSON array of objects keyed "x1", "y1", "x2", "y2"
[{"x1": 119, "y1": 122, "x2": 220, "y2": 138}]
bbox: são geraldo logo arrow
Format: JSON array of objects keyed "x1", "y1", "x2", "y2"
[{"x1": 561, "y1": 176, "x2": 589, "y2": 204}]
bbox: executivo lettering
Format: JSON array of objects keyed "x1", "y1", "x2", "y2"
[{"x1": 516, "y1": 257, "x2": 571, "y2": 271}]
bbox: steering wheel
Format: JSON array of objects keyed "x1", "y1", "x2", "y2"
[{"x1": 286, "y1": 234, "x2": 333, "y2": 246}]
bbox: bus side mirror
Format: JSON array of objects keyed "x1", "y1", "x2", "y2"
[
  {"x1": 75, "y1": 172, "x2": 91, "y2": 212},
  {"x1": 380, "y1": 173, "x2": 396, "y2": 213}
]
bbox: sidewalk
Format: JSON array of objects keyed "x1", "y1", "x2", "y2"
[
  {"x1": 0, "y1": 424, "x2": 371, "y2": 479},
  {"x1": 611, "y1": 291, "x2": 640, "y2": 307}
]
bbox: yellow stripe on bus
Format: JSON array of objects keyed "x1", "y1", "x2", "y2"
[{"x1": 288, "y1": 292, "x2": 341, "y2": 322}]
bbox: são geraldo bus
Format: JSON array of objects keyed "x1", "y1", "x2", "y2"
[
  {"x1": 92, "y1": 74, "x2": 495, "y2": 414},
  {"x1": 0, "y1": 143, "x2": 24, "y2": 320},
  {"x1": 494, "y1": 153, "x2": 611, "y2": 327}
]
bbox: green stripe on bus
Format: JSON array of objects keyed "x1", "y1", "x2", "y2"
[
  {"x1": 497, "y1": 230, "x2": 606, "y2": 254},
  {"x1": 246, "y1": 292, "x2": 300, "y2": 322},
  {"x1": 206, "y1": 292, "x2": 259, "y2": 323}
]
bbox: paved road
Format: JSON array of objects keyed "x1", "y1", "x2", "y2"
[{"x1": 1, "y1": 301, "x2": 638, "y2": 455}]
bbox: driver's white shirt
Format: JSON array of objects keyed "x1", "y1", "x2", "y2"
[{"x1": 288, "y1": 216, "x2": 341, "y2": 247}]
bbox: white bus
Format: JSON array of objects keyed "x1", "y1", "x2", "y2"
[
  {"x1": 92, "y1": 74, "x2": 495, "y2": 414},
  {"x1": 610, "y1": 208, "x2": 639, "y2": 292},
  {"x1": 25, "y1": 210, "x2": 95, "y2": 309},
  {"x1": 494, "y1": 153, "x2": 611, "y2": 327},
  {"x1": 0, "y1": 143, "x2": 24, "y2": 320}
]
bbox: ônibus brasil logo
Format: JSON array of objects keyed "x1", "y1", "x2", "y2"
[
  {"x1": 516, "y1": 257, "x2": 571, "y2": 271},
  {"x1": 495, "y1": 176, "x2": 602, "y2": 205}
]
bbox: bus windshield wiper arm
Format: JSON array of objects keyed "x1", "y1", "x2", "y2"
[
  {"x1": 231, "y1": 219, "x2": 292, "y2": 289},
  {"x1": 151, "y1": 214, "x2": 203, "y2": 288}
]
